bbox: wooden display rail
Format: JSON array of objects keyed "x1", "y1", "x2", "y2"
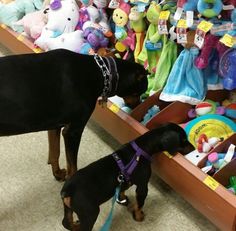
[{"x1": 1, "y1": 25, "x2": 236, "y2": 231}]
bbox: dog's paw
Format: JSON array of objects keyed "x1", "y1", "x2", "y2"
[
  {"x1": 132, "y1": 210, "x2": 145, "y2": 222},
  {"x1": 54, "y1": 168, "x2": 67, "y2": 181}
]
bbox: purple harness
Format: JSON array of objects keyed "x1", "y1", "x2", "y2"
[{"x1": 112, "y1": 141, "x2": 152, "y2": 183}]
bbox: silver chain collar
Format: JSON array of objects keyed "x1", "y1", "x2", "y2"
[{"x1": 94, "y1": 54, "x2": 119, "y2": 105}]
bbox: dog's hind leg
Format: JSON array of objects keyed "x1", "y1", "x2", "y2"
[
  {"x1": 48, "y1": 129, "x2": 66, "y2": 181},
  {"x1": 62, "y1": 123, "x2": 86, "y2": 178}
]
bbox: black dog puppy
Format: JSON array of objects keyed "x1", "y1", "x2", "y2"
[
  {"x1": 0, "y1": 49, "x2": 148, "y2": 180},
  {"x1": 61, "y1": 123, "x2": 194, "y2": 231}
]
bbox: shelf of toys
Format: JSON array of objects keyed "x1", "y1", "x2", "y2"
[{"x1": 1, "y1": 0, "x2": 236, "y2": 230}]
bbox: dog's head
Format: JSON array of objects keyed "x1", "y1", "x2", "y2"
[
  {"x1": 138, "y1": 123, "x2": 194, "y2": 156},
  {"x1": 115, "y1": 60, "x2": 148, "y2": 108}
]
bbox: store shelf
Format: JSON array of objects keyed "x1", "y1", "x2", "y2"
[{"x1": 1, "y1": 25, "x2": 236, "y2": 231}]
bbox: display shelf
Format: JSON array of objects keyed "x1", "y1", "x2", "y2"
[{"x1": 1, "y1": 25, "x2": 236, "y2": 231}]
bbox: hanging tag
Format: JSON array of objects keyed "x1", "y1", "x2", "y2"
[
  {"x1": 194, "y1": 20, "x2": 213, "y2": 49},
  {"x1": 158, "y1": 11, "x2": 170, "y2": 35},
  {"x1": 176, "y1": 19, "x2": 187, "y2": 44},
  {"x1": 186, "y1": 11, "x2": 194, "y2": 28},
  {"x1": 219, "y1": 34, "x2": 235, "y2": 48},
  {"x1": 108, "y1": 0, "x2": 120, "y2": 9},
  {"x1": 174, "y1": 7, "x2": 183, "y2": 21}
]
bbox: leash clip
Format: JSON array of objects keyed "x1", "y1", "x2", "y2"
[{"x1": 117, "y1": 174, "x2": 125, "y2": 183}]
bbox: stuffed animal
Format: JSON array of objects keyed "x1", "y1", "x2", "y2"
[
  {"x1": 112, "y1": 1, "x2": 131, "y2": 41},
  {"x1": 137, "y1": 1, "x2": 162, "y2": 74},
  {"x1": 35, "y1": 0, "x2": 79, "y2": 49},
  {"x1": 34, "y1": 29, "x2": 94, "y2": 54},
  {"x1": 14, "y1": 10, "x2": 47, "y2": 40},
  {"x1": 83, "y1": 24, "x2": 109, "y2": 51},
  {"x1": 197, "y1": 0, "x2": 223, "y2": 18},
  {"x1": 188, "y1": 99, "x2": 225, "y2": 118},
  {"x1": 129, "y1": 5, "x2": 146, "y2": 62},
  {"x1": 0, "y1": 0, "x2": 43, "y2": 32}
]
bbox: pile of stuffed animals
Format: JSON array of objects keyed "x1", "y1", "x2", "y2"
[{"x1": 2, "y1": 0, "x2": 236, "y2": 101}]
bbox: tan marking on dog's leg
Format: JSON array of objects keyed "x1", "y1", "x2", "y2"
[
  {"x1": 48, "y1": 129, "x2": 66, "y2": 181},
  {"x1": 132, "y1": 202, "x2": 145, "y2": 222},
  {"x1": 63, "y1": 197, "x2": 71, "y2": 208}
]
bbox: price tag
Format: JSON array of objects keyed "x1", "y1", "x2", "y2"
[
  {"x1": 163, "y1": 151, "x2": 173, "y2": 159},
  {"x1": 158, "y1": 11, "x2": 170, "y2": 35},
  {"x1": 109, "y1": 104, "x2": 120, "y2": 113},
  {"x1": 33, "y1": 47, "x2": 43, "y2": 53},
  {"x1": 203, "y1": 176, "x2": 219, "y2": 190},
  {"x1": 176, "y1": 19, "x2": 187, "y2": 44},
  {"x1": 17, "y1": 34, "x2": 24, "y2": 42},
  {"x1": 159, "y1": 10, "x2": 170, "y2": 20},
  {"x1": 219, "y1": 34, "x2": 235, "y2": 47},
  {"x1": 197, "y1": 20, "x2": 213, "y2": 33}
]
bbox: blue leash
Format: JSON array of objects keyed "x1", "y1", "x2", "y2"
[{"x1": 99, "y1": 187, "x2": 120, "y2": 231}]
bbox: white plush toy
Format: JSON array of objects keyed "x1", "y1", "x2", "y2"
[
  {"x1": 35, "y1": 0, "x2": 79, "y2": 49},
  {"x1": 36, "y1": 30, "x2": 86, "y2": 52}
]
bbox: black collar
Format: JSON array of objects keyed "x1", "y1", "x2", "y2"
[{"x1": 94, "y1": 54, "x2": 119, "y2": 106}]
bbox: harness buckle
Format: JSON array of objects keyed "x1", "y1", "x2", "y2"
[{"x1": 117, "y1": 174, "x2": 125, "y2": 183}]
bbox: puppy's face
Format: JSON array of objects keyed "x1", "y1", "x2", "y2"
[{"x1": 159, "y1": 123, "x2": 194, "y2": 155}]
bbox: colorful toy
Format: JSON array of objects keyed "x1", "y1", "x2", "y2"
[
  {"x1": 128, "y1": 0, "x2": 151, "y2": 12},
  {"x1": 159, "y1": 47, "x2": 206, "y2": 105},
  {"x1": 112, "y1": 1, "x2": 130, "y2": 41},
  {"x1": 185, "y1": 149, "x2": 208, "y2": 165},
  {"x1": 224, "y1": 103, "x2": 236, "y2": 119},
  {"x1": 141, "y1": 105, "x2": 160, "y2": 125},
  {"x1": 219, "y1": 48, "x2": 236, "y2": 90},
  {"x1": 184, "y1": 114, "x2": 236, "y2": 148},
  {"x1": 14, "y1": 9, "x2": 47, "y2": 40},
  {"x1": 188, "y1": 99, "x2": 225, "y2": 118},
  {"x1": 0, "y1": 0, "x2": 43, "y2": 32},
  {"x1": 35, "y1": 0, "x2": 79, "y2": 49},
  {"x1": 34, "y1": 30, "x2": 94, "y2": 54},
  {"x1": 227, "y1": 176, "x2": 236, "y2": 194},
  {"x1": 197, "y1": 0, "x2": 223, "y2": 18},
  {"x1": 83, "y1": 26, "x2": 109, "y2": 51},
  {"x1": 197, "y1": 134, "x2": 222, "y2": 153},
  {"x1": 129, "y1": 5, "x2": 146, "y2": 62},
  {"x1": 137, "y1": 1, "x2": 162, "y2": 75}
]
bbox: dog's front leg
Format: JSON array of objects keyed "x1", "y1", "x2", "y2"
[
  {"x1": 129, "y1": 183, "x2": 148, "y2": 222},
  {"x1": 48, "y1": 129, "x2": 66, "y2": 181}
]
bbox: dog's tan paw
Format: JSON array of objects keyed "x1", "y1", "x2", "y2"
[
  {"x1": 54, "y1": 168, "x2": 67, "y2": 181},
  {"x1": 132, "y1": 210, "x2": 145, "y2": 222}
]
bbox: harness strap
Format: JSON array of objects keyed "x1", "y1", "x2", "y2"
[{"x1": 112, "y1": 141, "x2": 152, "y2": 182}]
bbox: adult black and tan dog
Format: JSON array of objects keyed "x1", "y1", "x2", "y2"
[
  {"x1": 0, "y1": 49, "x2": 148, "y2": 180},
  {"x1": 61, "y1": 123, "x2": 194, "y2": 231}
]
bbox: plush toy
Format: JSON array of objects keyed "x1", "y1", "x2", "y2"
[
  {"x1": 34, "y1": 29, "x2": 94, "y2": 54},
  {"x1": 184, "y1": 114, "x2": 236, "y2": 148},
  {"x1": 0, "y1": 0, "x2": 43, "y2": 32},
  {"x1": 112, "y1": 1, "x2": 131, "y2": 41},
  {"x1": 83, "y1": 25, "x2": 109, "y2": 51},
  {"x1": 188, "y1": 99, "x2": 225, "y2": 118},
  {"x1": 197, "y1": 134, "x2": 222, "y2": 153},
  {"x1": 129, "y1": 0, "x2": 151, "y2": 12},
  {"x1": 35, "y1": 0, "x2": 79, "y2": 49},
  {"x1": 137, "y1": 1, "x2": 162, "y2": 74},
  {"x1": 197, "y1": 0, "x2": 223, "y2": 18},
  {"x1": 14, "y1": 10, "x2": 47, "y2": 40},
  {"x1": 129, "y1": 5, "x2": 146, "y2": 62},
  {"x1": 141, "y1": 105, "x2": 160, "y2": 125}
]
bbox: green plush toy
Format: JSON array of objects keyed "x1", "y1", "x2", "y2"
[{"x1": 0, "y1": 0, "x2": 43, "y2": 32}]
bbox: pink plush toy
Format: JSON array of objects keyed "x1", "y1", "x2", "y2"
[
  {"x1": 14, "y1": 9, "x2": 47, "y2": 40},
  {"x1": 194, "y1": 34, "x2": 219, "y2": 69}
]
